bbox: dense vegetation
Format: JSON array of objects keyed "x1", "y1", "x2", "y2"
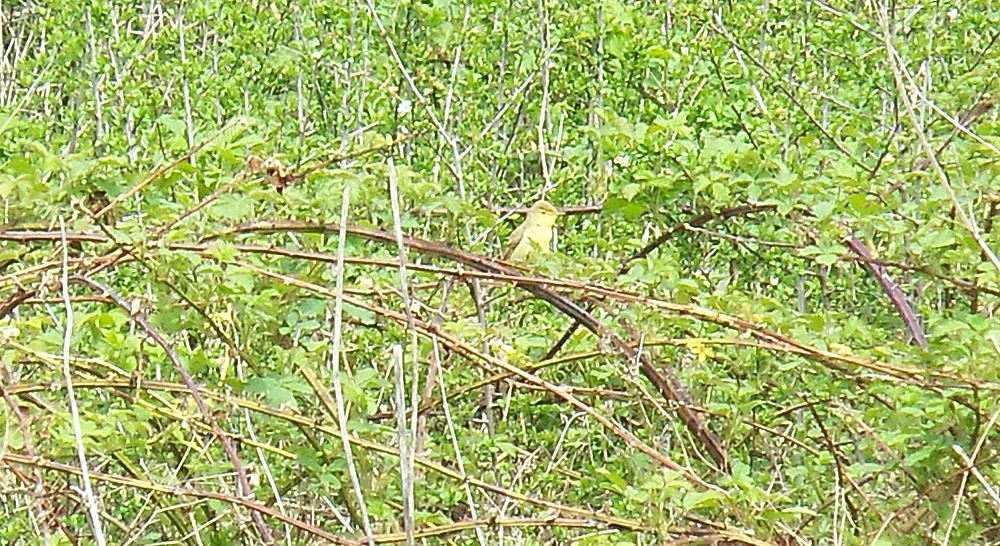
[{"x1": 2, "y1": 1, "x2": 1000, "y2": 544}]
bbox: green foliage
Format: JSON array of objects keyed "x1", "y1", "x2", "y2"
[{"x1": 2, "y1": 0, "x2": 1000, "y2": 544}]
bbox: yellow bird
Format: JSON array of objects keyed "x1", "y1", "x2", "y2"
[{"x1": 502, "y1": 200, "x2": 563, "y2": 263}]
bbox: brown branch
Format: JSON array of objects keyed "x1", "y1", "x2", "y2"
[
  {"x1": 93, "y1": 120, "x2": 241, "y2": 221},
  {"x1": 543, "y1": 202, "x2": 779, "y2": 388},
  {"x1": 374, "y1": 517, "x2": 775, "y2": 546},
  {"x1": 0, "y1": 231, "x2": 108, "y2": 243},
  {"x1": 386, "y1": 338, "x2": 792, "y2": 421},
  {"x1": 295, "y1": 130, "x2": 425, "y2": 180},
  {"x1": 6, "y1": 230, "x2": 987, "y2": 389},
  {"x1": 67, "y1": 276, "x2": 275, "y2": 544},
  {"x1": 539, "y1": 203, "x2": 779, "y2": 421},
  {"x1": 843, "y1": 234, "x2": 929, "y2": 349},
  {"x1": 885, "y1": 96, "x2": 996, "y2": 194},
  {"x1": 3, "y1": 378, "x2": 650, "y2": 534},
  {"x1": 0, "y1": 288, "x2": 32, "y2": 320},
  {"x1": 239, "y1": 259, "x2": 720, "y2": 488},
  {"x1": 910, "y1": 98, "x2": 996, "y2": 173},
  {"x1": 621, "y1": 203, "x2": 777, "y2": 273},
  {"x1": 217, "y1": 221, "x2": 732, "y2": 475},
  {"x1": 489, "y1": 202, "x2": 605, "y2": 216},
  {"x1": 838, "y1": 253, "x2": 1000, "y2": 298},
  {"x1": 1, "y1": 452, "x2": 354, "y2": 545}
]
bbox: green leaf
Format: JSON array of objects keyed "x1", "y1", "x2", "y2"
[
  {"x1": 206, "y1": 242, "x2": 239, "y2": 264},
  {"x1": 344, "y1": 302, "x2": 376, "y2": 323},
  {"x1": 603, "y1": 197, "x2": 646, "y2": 220},
  {"x1": 594, "y1": 466, "x2": 628, "y2": 495},
  {"x1": 619, "y1": 182, "x2": 641, "y2": 200},
  {"x1": 816, "y1": 252, "x2": 839, "y2": 266},
  {"x1": 847, "y1": 462, "x2": 884, "y2": 477},
  {"x1": 209, "y1": 194, "x2": 253, "y2": 220},
  {"x1": 682, "y1": 490, "x2": 727, "y2": 510},
  {"x1": 813, "y1": 201, "x2": 836, "y2": 220},
  {"x1": 780, "y1": 506, "x2": 818, "y2": 517}
]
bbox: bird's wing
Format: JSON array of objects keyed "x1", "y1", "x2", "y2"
[{"x1": 502, "y1": 221, "x2": 527, "y2": 260}]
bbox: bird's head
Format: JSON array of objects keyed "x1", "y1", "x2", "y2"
[{"x1": 525, "y1": 200, "x2": 562, "y2": 227}]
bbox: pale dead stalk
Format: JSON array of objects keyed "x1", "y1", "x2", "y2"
[
  {"x1": 176, "y1": 6, "x2": 196, "y2": 166},
  {"x1": 391, "y1": 344, "x2": 414, "y2": 546},
  {"x1": 387, "y1": 157, "x2": 419, "y2": 544},
  {"x1": 943, "y1": 334, "x2": 1000, "y2": 542},
  {"x1": 84, "y1": 9, "x2": 105, "y2": 151},
  {"x1": 327, "y1": 185, "x2": 376, "y2": 545},
  {"x1": 875, "y1": 1, "x2": 1000, "y2": 275},
  {"x1": 432, "y1": 337, "x2": 488, "y2": 546},
  {"x1": 60, "y1": 217, "x2": 108, "y2": 546}
]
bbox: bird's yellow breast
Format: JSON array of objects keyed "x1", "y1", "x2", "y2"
[{"x1": 507, "y1": 223, "x2": 555, "y2": 263}]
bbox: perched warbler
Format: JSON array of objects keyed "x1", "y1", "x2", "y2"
[{"x1": 502, "y1": 200, "x2": 563, "y2": 263}]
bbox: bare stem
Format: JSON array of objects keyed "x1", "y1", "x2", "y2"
[{"x1": 60, "y1": 217, "x2": 107, "y2": 546}]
